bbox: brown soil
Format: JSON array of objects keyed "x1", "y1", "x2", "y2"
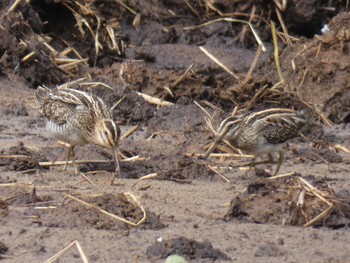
[{"x1": 1, "y1": 1, "x2": 350, "y2": 262}]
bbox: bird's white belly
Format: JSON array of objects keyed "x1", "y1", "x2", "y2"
[
  {"x1": 46, "y1": 120, "x2": 87, "y2": 145},
  {"x1": 253, "y1": 136, "x2": 285, "y2": 154}
]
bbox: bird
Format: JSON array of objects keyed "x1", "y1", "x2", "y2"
[
  {"x1": 35, "y1": 86, "x2": 121, "y2": 183},
  {"x1": 203, "y1": 108, "x2": 319, "y2": 175}
]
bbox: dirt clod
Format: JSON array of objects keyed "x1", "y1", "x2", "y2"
[
  {"x1": 225, "y1": 177, "x2": 350, "y2": 228},
  {"x1": 146, "y1": 236, "x2": 230, "y2": 261},
  {"x1": 0, "y1": 241, "x2": 8, "y2": 254},
  {"x1": 31, "y1": 193, "x2": 163, "y2": 230},
  {"x1": 0, "y1": 0, "x2": 350, "y2": 262},
  {"x1": 0, "y1": 199, "x2": 9, "y2": 218},
  {"x1": 0, "y1": 142, "x2": 46, "y2": 171}
]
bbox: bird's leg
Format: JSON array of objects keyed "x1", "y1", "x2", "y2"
[
  {"x1": 70, "y1": 145, "x2": 79, "y2": 174},
  {"x1": 63, "y1": 145, "x2": 78, "y2": 174},
  {"x1": 110, "y1": 147, "x2": 120, "y2": 185},
  {"x1": 63, "y1": 146, "x2": 71, "y2": 171},
  {"x1": 273, "y1": 150, "x2": 285, "y2": 176},
  {"x1": 232, "y1": 154, "x2": 275, "y2": 170},
  {"x1": 110, "y1": 158, "x2": 120, "y2": 185},
  {"x1": 202, "y1": 140, "x2": 218, "y2": 159}
]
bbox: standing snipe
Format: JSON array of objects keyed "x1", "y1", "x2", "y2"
[
  {"x1": 203, "y1": 108, "x2": 319, "y2": 175},
  {"x1": 36, "y1": 86, "x2": 121, "y2": 183}
]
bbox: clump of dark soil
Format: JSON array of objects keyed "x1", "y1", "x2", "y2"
[
  {"x1": 146, "y1": 236, "x2": 230, "y2": 261},
  {"x1": 0, "y1": 199, "x2": 9, "y2": 218},
  {"x1": 0, "y1": 142, "x2": 47, "y2": 171},
  {"x1": 225, "y1": 176, "x2": 350, "y2": 228},
  {"x1": 1, "y1": 0, "x2": 350, "y2": 262},
  {"x1": 257, "y1": 12, "x2": 350, "y2": 124},
  {"x1": 112, "y1": 93, "x2": 156, "y2": 125},
  {"x1": 0, "y1": 3, "x2": 64, "y2": 86},
  {"x1": 31, "y1": 193, "x2": 164, "y2": 230},
  {"x1": 78, "y1": 145, "x2": 214, "y2": 182},
  {"x1": 0, "y1": 241, "x2": 9, "y2": 254},
  {"x1": 149, "y1": 155, "x2": 213, "y2": 181}
]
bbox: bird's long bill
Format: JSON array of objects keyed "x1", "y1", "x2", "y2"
[
  {"x1": 203, "y1": 124, "x2": 240, "y2": 158},
  {"x1": 203, "y1": 140, "x2": 220, "y2": 158},
  {"x1": 112, "y1": 147, "x2": 120, "y2": 176}
]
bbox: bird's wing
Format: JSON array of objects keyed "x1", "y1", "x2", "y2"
[
  {"x1": 57, "y1": 89, "x2": 112, "y2": 119},
  {"x1": 255, "y1": 112, "x2": 307, "y2": 144},
  {"x1": 262, "y1": 112, "x2": 308, "y2": 128},
  {"x1": 39, "y1": 89, "x2": 93, "y2": 125},
  {"x1": 50, "y1": 89, "x2": 91, "y2": 109}
]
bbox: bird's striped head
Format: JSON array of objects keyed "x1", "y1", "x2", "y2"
[
  {"x1": 93, "y1": 119, "x2": 121, "y2": 177},
  {"x1": 94, "y1": 119, "x2": 121, "y2": 148},
  {"x1": 217, "y1": 115, "x2": 243, "y2": 141}
]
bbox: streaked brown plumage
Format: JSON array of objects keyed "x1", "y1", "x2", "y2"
[
  {"x1": 204, "y1": 108, "x2": 319, "y2": 175},
  {"x1": 36, "y1": 86, "x2": 120, "y2": 182}
]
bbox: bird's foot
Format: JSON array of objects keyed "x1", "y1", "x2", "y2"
[
  {"x1": 109, "y1": 171, "x2": 125, "y2": 185},
  {"x1": 231, "y1": 159, "x2": 273, "y2": 169}
]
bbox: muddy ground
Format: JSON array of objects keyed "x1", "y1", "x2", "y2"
[{"x1": 0, "y1": 1, "x2": 350, "y2": 262}]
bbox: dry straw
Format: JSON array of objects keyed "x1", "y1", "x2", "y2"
[
  {"x1": 44, "y1": 240, "x2": 88, "y2": 263},
  {"x1": 136, "y1": 92, "x2": 174, "y2": 107},
  {"x1": 269, "y1": 174, "x2": 344, "y2": 227}
]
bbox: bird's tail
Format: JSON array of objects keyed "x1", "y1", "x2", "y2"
[{"x1": 35, "y1": 86, "x2": 50, "y2": 104}]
